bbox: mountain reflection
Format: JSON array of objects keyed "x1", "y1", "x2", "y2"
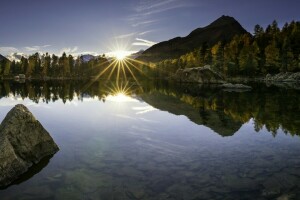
[{"x1": 0, "y1": 80, "x2": 299, "y2": 137}]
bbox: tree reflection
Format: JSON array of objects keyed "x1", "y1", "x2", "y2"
[{"x1": 0, "y1": 80, "x2": 299, "y2": 137}]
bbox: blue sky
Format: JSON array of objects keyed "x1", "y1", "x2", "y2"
[{"x1": 0, "y1": 0, "x2": 299, "y2": 57}]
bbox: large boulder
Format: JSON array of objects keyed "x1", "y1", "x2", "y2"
[
  {"x1": 0, "y1": 104, "x2": 59, "y2": 187},
  {"x1": 174, "y1": 65, "x2": 225, "y2": 83}
]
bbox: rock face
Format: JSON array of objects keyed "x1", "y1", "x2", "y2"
[
  {"x1": 0, "y1": 104, "x2": 59, "y2": 187},
  {"x1": 265, "y1": 72, "x2": 300, "y2": 82},
  {"x1": 174, "y1": 65, "x2": 225, "y2": 83}
]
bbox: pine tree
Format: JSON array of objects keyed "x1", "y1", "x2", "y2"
[
  {"x1": 239, "y1": 41, "x2": 259, "y2": 76},
  {"x1": 224, "y1": 36, "x2": 240, "y2": 76},
  {"x1": 43, "y1": 53, "x2": 51, "y2": 77},
  {"x1": 211, "y1": 42, "x2": 224, "y2": 71},
  {"x1": 254, "y1": 24, "x2": 264, "y2": 37},
  {"x1": 281, "y1": 37, "x2": 294, "y2": 72},
  {"x1": 265, "y1": 40, "x2": 280, "y2": 73}
]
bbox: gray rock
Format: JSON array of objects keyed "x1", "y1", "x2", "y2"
[
  {"x1": 174, "y1": 65, "x2": 225, "y2": 83},
  {"x1": 0, "y1": 104, "x2": 59, "y2": 187},
  {"x1": 221, "y1": 83, "x2": 252, "y2": 89},
  {"x1": 265, "y1": 72, "x2": 300, "y2": 82}
]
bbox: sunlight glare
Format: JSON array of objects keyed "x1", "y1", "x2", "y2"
[
  {"x1": 114, "y1": 51, "x2": 129, "y2": 61},
  {"x1": 106, "y1": 92, "x2": 137, "y2": 103}
]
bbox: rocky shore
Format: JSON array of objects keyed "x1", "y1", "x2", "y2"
[
  {"x1": 265, "y1": 72, "x2": 300, "y2": 82},
  {"x1": 174, "y1": 65, "x2": 225, "y2": 84}
]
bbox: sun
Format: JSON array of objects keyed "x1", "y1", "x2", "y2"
[
  {"x1": 114, "y1": 51, "x2": 127, "y2": 60},
  {"x1": 114, "y1": 50, "x2": 129, "y2": 61}
]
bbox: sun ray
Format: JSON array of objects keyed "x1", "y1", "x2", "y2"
[
  {"x1": 116, "y1": 61, "x2": 121, "y2": 82},
  {"x1": 123, "y1": 61, "x2": 143, "y2": 91},
  {"x1": 107, "y1": 60, "x2": 119, "y2": 80},
  {"x1": 125, "y1": 59, "x2": 145, "y2": 75},
  {"x1": 121, "y1": 61, "x2": 127, "y2": 81},
  {"x1": 97, "y1": 59, "x2": 118, "y2": 78},
  {"x1": 80, "y1": 59, "x2": 118, "y2": 92},
  {"x1": 126, "y1": 57, "x2": 149, "y2": 66},
  {"x1": 80, "y1": 42, "x2": 155, "y2": 94}
]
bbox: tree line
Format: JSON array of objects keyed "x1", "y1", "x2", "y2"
[
  {"x1": 151, "y1": 20, "x2": 300, "y2": 77},
  {"x1": 0, "y1": 53, "x2": 109, "y2": 79}
]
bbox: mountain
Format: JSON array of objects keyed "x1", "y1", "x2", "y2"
[
  {"x1": 129, "y1": 50, "x2": 144, "y2": 59},
  {"x1": 80, "y1": 54, "x2": 95, "y2": 62},
  {"x1": 138, "y1": 15, "x2": 248, "y2": 63},
  {"x1": 139, "y1": 87, "x2": 242, "y2": 137},
  {"x1": 6, "y1": 53, "x2": 27, "y2": 62},
  {"x1": 0, "y1": 54, "x2": 8, "y2": 62}
]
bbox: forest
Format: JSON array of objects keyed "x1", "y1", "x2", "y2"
[
  {"x1": 151, "y1": 20, "x2": 300, "y2": 78},
  {"x1": 0, "y1": 53, "x2": 109, "y2": 79}
]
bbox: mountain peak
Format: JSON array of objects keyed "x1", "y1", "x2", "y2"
[
  {"x1": 216, "y1": 15, "x2": 236, "y2": 21},
  {"x1": 209, "y1": 15, "x2": 241, "y2": 27},
  {"x1": 188, "y1": 15, "x2": 245, "y2": 37}
]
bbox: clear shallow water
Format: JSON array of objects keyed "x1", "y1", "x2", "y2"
[{"x1": 0, "y1": 80, "x2": 299, "y2": 200}]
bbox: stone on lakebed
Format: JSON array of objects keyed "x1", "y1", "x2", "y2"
[{"x1": 0, "y1": 104, "x2": 59, "y2": 187}]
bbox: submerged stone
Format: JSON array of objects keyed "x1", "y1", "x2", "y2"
[{"x1": 0, "y1": 104, "x2": 59, "y2": 187}]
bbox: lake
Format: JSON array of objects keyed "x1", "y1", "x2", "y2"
[{"x1": 0, "y1": 80, "x2": 300, "y2": 200}]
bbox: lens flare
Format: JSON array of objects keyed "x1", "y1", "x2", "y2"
[
  {"x1": 80, "y1": 41, "x2": 157, "y2": 95},
  {"x1": 114, "y1": 51, "x2": 128, "y2": 61}
]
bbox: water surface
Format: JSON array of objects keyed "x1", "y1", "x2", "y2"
[{"x1": 0, "y1": 80, "x2": 299, "y2": 200}]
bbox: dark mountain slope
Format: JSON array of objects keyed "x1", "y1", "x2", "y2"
[
  {"x1": 0, "y1": 54, "x2": 8, "y2": 62},
  {"x1": 138, "y1": 15, "x2": 248, "y2": 62}
]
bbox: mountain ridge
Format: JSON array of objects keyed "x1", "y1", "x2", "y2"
[
  {"x1": 138, "y1": 15, "x2": 249, "y2": 63},
  {"x1": 0, "y1": 54, "x2": 8, "y2": 62}
]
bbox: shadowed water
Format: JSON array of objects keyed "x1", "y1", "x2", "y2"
[{"x1": 0, "y1": 80, "x2": 299, "y2": 200}]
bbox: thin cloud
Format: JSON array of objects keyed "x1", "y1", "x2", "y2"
[
  {"x1": 0, "y1": 47, "x2": 19, "y2": 54},
  {"x1": 115, "y1": 32, "x2": 137, "y2": 39},
  {"x1": 135, "y1": 0, "x2": 177, "y2": 12},
  {"x1": 132, "y1": 20, "x2": 157, "y2": 27},
  {"x1": 73, "y1": 51, "x2": 99, "y2": 57},
  {"x1": 127, "y1": 0, "x2": 195, "y2": 39},
  {"x1": 138, "y1": 30, "x2": 156, "y2": 36},
  {"x1": 60, "y1": 46, "x2": 78, "y2": 55},
  {"x1": 132, "y1": 0, "x2": 193, "y2": 18},
  {"x1": 132, "y1": 38, "x2": 156, "y2": 47},
  {"x1": 25, "y1": 45, "x2": 51, "y2": 51},
  {"x1": 141, "y1": 3, "x2": 192, "y2": 16}
]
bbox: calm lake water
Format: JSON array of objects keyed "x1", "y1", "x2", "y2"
[{"x1": 0, "y1": 80, "x2": 300, "y2": 200}]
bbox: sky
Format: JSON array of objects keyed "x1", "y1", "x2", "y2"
[{"x1": 0, "y1": 0, "x2": 299, "y2": 58}]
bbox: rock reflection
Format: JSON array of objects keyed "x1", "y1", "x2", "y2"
[{"x1": 0, "y1": 155, "x2": 53, "y2": 190}]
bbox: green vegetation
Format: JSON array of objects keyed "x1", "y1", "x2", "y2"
[
  {"x1": 0, "y1": 53, "x2": 109, "y2": 79},
  {"x1": 143, "y1": 20, "x2": 300, "y2": 78}
]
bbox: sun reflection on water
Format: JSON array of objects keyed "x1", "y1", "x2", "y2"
[{"x1": 106, "y1": 92, "x2": 137, "y2": 103}]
